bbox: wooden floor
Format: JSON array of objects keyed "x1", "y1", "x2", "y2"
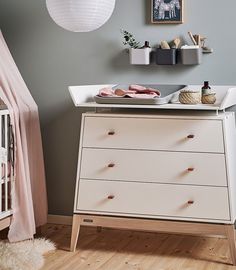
[{"x1": 40, "y1": 224, "x2": 236, "y2": 270}]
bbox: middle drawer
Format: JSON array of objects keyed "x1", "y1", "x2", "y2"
[{"x1": 80, "y1": 148, "x2": 227, "y2": 187}]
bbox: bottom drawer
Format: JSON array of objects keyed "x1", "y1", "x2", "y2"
[{"x1": 77, "y1": 180, "x2": 230, "y2": 221}]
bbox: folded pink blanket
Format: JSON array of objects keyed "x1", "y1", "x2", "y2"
[{"x1": 99, "y1": 85, "x2": 161, "y2": 99}]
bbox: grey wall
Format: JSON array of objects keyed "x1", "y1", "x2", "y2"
[{"x1": 0, "y1": 0, "x2": 235, "y2": 216}]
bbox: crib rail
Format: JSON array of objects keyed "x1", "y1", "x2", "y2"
[{"x1": 0, "y1": 110, "x2": 14, "y2": 220}]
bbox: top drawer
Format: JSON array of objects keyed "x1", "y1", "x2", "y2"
[{"x1": 82, "y1": 116, "x2": 224, "y2": 153}]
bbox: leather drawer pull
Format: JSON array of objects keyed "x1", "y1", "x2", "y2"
[
  {"x1": 187, "y1": 200, "x2": 194, "y2": 205},
  {"x1": 108, "y1": 131, "x2": 115, "y2": 135},
  {"x1": 108, "y1": 195, "x2": 115, "y2": 200},
  {"x1": 108, "y1": 163, "x2": 115, "y2": 168},
  {"x1": 187, "y1": 168, "x2": 195, "y2": 172},
  {"x1": 187, "y1": 134, "x2": 195, "y2": 139}
]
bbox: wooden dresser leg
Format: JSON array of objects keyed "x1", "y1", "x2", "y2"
[
  {"x1": 70, "y1": 215, "x2": 81, "y2": 252},
  {"x1": 225, "y1": 225, "x2": 236, "y2": 265}
]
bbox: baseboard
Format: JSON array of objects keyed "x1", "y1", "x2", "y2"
[{"x1": 47, "y1": 215, "x2": 73, "y2": 225}]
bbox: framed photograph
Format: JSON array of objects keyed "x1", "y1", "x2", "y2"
[{"x1": 151, "y1": 0, "x2": 184, "y2": 24}]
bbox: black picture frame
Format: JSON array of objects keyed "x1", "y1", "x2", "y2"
[{"x1": 151, "y1": 0, "x2": 184, "y2": 24}]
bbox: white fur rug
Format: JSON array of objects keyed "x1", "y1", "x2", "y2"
[{"x1": 0, "y1": 238, "x2": 55, "y2": 270}]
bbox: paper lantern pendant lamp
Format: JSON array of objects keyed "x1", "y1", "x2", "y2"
[{"x1": 46, "y1": 0, "x2": 116, "y2": 32}]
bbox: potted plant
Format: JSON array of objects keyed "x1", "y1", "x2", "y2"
[{"x1": 121, "y1": 29, "x2": 151, "y2": 65}]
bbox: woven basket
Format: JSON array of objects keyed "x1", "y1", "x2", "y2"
[
  {"x1": 201, "y1": 93, "x2": 216, "y2": 104},
  {"x1": 179, "y1": 91, "x2": 201, "y2": 105}
]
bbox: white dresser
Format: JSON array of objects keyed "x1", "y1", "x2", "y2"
[{"x1": 69, "y1": 85, "x2": 236, "y2": 265}]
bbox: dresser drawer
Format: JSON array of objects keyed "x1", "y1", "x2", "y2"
[
  {"x1": 82, "y1": 116, "x2": 224, "y2": 153},
  {"x1": 80, "y1": 149, "x2": 227, "y2": 186},
  {"x1": 77, "y1": 180, "x2": 230, "y2": 221}
]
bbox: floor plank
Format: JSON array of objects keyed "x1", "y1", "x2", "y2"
[{"x1": 39, "y1": 224, "x2": 236, "y2": 270}]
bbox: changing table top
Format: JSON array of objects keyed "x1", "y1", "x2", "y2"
[{"x1": 69, "y1": 84, "x2": 236, "y2": 112}]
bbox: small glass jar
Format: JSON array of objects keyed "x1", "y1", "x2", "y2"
[{"x1": 202, "y1": 81, "x2": 212, "y2": 95}]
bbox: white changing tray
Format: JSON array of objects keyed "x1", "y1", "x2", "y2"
[{"x1": 69, "y1": 84, "x2": 236, "y2": 112}]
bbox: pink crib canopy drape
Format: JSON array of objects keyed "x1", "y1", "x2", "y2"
[{"x1": 0, "y1": 31, "x2": 47, "y2": 242}]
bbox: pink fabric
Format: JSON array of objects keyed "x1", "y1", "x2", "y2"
[
  {"x1": 0, "y1": 32, "x2": 47, "y2": 242},
  {"x1": 99, "y1": 85, "x2": 161, "y2": 99},
  {"x1": 120, "y1": 93, "x2": 158, "y2": 98},
  {"x1": 129, "y1": 84, "x2": 146, "y2": 91},
  {"x1": 98, "y1": 87, "x2": 114, "y2": 96},
  {"x1": 129, "y1": 85, "x2": 161, "y2": 96}
]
